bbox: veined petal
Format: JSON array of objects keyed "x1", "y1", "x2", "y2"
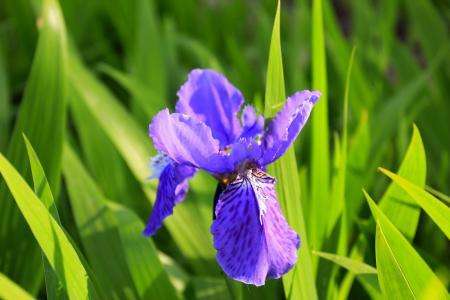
[
  {"x1": 211, "y1": 169, "x2": 300, "y2": 286},
  {"x1": 143, "y1": 162, "x2": 196, "y2": 236},
  {"x1": 260, "y1": 90, "x2": 319, "y2": 165},
  {"x1": 175, "y1": 69, "x2": 244, "y2": 147},
  {"x1": 149, "y1": 108, "x2": 220, "y2": 171}
]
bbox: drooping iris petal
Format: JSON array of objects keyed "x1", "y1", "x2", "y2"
[
  {"x1": 176, "y1": 69, "x2": 244, "y2": 147},
  {"x1": 240, "y1": 105, "x2": 264, "y2": 139},
  {"x1": 149, "y1": 108, "x2": 221, "y2": 172},
  {"x1": 260, "y1": 90, "x2": 319, "y2": 165},
  {"x1": 143, "y1": 162, "x2": 196, "y2": 236},
  {"x1": 211, "y1": 169, "x2": 300, "y2": 286}
]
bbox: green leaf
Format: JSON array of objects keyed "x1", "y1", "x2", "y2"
[
  {"x1": 264, "y1": 2, "x2": 317, "y2": 299},
  {"x1": 379, "y1": 168, "x2": 450, "y2": 239},
  {"x1": 379, "y1": 125, "x2": 426, "y2": 240},
  {"x1": 108, "y1": 202, "x2": 181, "y2": 299},
  {"x1": 364, "y1": 191, "x2": 447, "y2": 299},
  {"x1": 313, "y1": 251, "x2": 377, "y2": 274},
  {"x1": 0, "y1": 152, "x2": 95, "y2": 300},
  {"x1": 0, "y1": 272, "x2": 34, "y2": 300},
  {"x1": 310, "y1": 0, "x2": 330, "y2": 254},
  {"x1": 0, "y1": 0, "x2": 68, "y2": 292},
  {"x1": 327, "y1": 46, "x2": 356, "y2": 235},
  {"x1": 63, "y1": 144, "x2": 179, "y2": 299},
  {"x1": 23, "y1": 135, "x2": 65, "y2": 300}
]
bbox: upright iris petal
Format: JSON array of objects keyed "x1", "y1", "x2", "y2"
[
  {"x1": 176, "y1": 69, "x2": 244, "y2": 147},
  {"x1": 145, "y1": 69, "x2": 319, "y2": 286},
  {"x1": 260, "y1": 90, "x2": 320, "y2": 165}
]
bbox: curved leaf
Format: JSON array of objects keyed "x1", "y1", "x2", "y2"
[
  {"x1": 364, "y1": 191, "x2": 447, "y2": 299},
  {"x1": 0, "y1": 153, "x2": 95, "y2": 300},
  {"x1": 0, "y1": 0, "x2": 68, "y2": 292},
  {"x1": 379, "y1": 168, "x2": 450, "y2": 239}
]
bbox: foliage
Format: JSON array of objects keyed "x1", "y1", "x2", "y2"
[{"x1": 0, "y1": 0, "x2": 448, "y2": 299}]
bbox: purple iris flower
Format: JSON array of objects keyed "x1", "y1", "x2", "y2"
[{"x1": 144, "y1": 69, "x2": 319, "y2": 286}]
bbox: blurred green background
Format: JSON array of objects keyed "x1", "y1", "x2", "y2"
[{"x1": 0, "y1": 0, "x2": 448, "y2": 299}]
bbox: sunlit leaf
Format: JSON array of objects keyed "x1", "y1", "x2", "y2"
[
  {"x1": 0, "y1": 272, "x2": 34, "y2": 300},
  {"x1": 63, "y1": 144, "x2": 179, "y2": 299},
  {"x1": 379, "y1": 125, "x2": 426, "y2": 240},
  {"x1": 0, "y1": 152, "x2": 96, "y2": 300},
  {"x1": 313, "y1": 251, "x2": 377, "y2": 274},
  {"x1": 264, "y1": 2, "x2": 317, "y2": 299},
  {"x1": 379, "y1": 168, "x2": 450, "y2": 239},
  {"x1": 24, "y1": 135, "x2": 64, "y2": 300},
  {"x1": 364, "y1": 191, "x2": 447, "y2": 299},
  {"x1": 310, "y1": 0, "x2": 330, "y2": 255},
  {"x1": 0, "y1": 0, "x2": 68, "y2": 292}
]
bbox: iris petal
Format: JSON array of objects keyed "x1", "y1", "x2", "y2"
[
  {"x1": 149, "y1": 108, "x2": 221, "y2": 172},
  {"x1": 211, "y1": 169, "x2": 300, "y2": 286},
  {"x1": 176, "y1": 69, "x2": 244, "y2": 147},
  {"x1": 240, "y1": 105, "x2": 264, "y2": 139},
  {"x1": 260, "y1": 90, "x2": 319, "y2": 165},
  {"x1": 143, "y1": 162, "x2": 196, "y2": 236}
]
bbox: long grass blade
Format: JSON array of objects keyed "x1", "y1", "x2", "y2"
[
  {"x1": 0, "y1": 0, "x2": 68, "y2": 292},
  {"x1": 378, "y1": 125, "x2": 426, "y2": 240},
  {"x1": 313, "y1": 251, "x2": 377, "y2": 274},
  {"x1": 63, "y1": 144, "x2": 179, "y2": 299},
  {"x1": 379, "y1": 168, "x2": 450, "y2": 239},
  {"x1": 310, "y1": 0, "x2": 330, "y2": 255},
  {"x1": 0, "y1": 152, "x2": 95, "y2": 300},
  {"x1": 24, "y1": 135, "x2": 65, "y2": 300},
  {"x1": 364, "y1": 191, "x2": 447, "y2": 299},
  {"x1": 264, "y1": 2, "x2": 317, "y2": 299},
  {"x1": 0, "y1": 272, "x2": 34, "y2": 300}
]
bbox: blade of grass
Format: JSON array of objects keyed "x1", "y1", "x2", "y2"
[
  {"x1": 313, "y1": 251, "x2": 377, "y2": 274},
  {"x1": 0, "y1": 272, "x2": 34, "y2": 300},
  {"x1": 23, "y1": 135, "x2": 65, "y2": 300},
  {"x1": 327, "y1": 46, "x2": 356, "y2": 234},
  {"x1": 320, "y1": 46, "x2": 356, "y2": 299},
  {"x1": 364, "y1": 191, "x2": 447, "y2": 299},
  {"x1": 379, "y1": 168, "x2": 450, "y2": 239},
  {"x1": 63, "y1": 144, "x2": 179, "y2": 299},
  {"x1": 0, "y1": 0, "x2": 68, "y2": 292},
  {"x1": 310, "y1": 0, "x2": 330, "y2": 256},
  {"x1": 425, "y1": 186, "x2": 450, "y2": 204},
  {"x1": 378, "y1": 125, "x2": 426, "y2": 240},
  {"x1": 264, "y1": 2, "x2": 317, "y2": 299},
  {"x1": 0, "y1": 152, "x2": 96, "y2": 300}
]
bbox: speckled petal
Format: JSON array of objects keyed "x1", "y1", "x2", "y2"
[{"x1": 211, "y1": 169, "x2": 300, "y2": 286}]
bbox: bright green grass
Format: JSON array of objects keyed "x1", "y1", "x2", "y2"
[{"x1": 0, "y1": 0, "x2": 448, "y2": 299}]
